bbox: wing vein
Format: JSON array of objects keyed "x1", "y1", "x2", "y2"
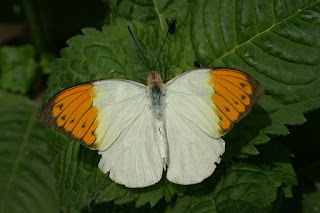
[
  {"x1": 215, "y1": 75, "x2": 251, "y2": 97},
  {"x1": 214, "y1": 88, "x2": 241, "y2": 114},
  {"x1": 49, "y1": 90, "x2": 89, "y2": 107},
  {"x1": 213, "y1": 74, "x2": 249, "y2": 81},
  {"x1": 80, "y1": 115, "x2": 96, "y2": 140},
  {"x1": 94, "y1": 93, "x2": 144, "y2": 107},
  {"x1": 65, "y1": 96, "x2": 91, "y2": 125},
  {"x1": 214, "y1": 80, "x2": 247, "y2": 107},
  {"x1": 169, "y1": 105, "x2": 219, "y2": 140},
  {"x1": 211, "y1": 94, "x2": 233, "y2": 124},
  {"x1": 53, "y1": 92, "x2": 88, "y2": 125},
  {"x1": 100, "y1": 96, "x2": 146, "y2": 146},
  {"x1": 70, "y1": 104, "x2": 93, "y2": 135}
]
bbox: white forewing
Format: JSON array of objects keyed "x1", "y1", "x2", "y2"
[
  {"x1": 164, "y1": 69, "x2": 225, "y2": 185},
  {"x1": 165, "y1": 69, "x2": 222, "y2": 138},
  {"x1": 92, "y1": 80, "x2": 163, "y2": 188},
  {"x1": 93, "y1": 80, "x2": 146, "y2": 150}
]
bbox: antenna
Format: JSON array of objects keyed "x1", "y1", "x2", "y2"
[
  {"x1": 128, "y1": 26, "x2": 152, "y2": 71},
  {"x1": 153, "y1": 19, "x2": 176, "y2": 71},
  {"x1": 128, "y1": 19, "x2": 176, "y2": 72}
]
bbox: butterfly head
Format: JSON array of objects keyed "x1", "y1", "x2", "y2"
[{"x1": 147, "y1": 71, "x2": 164, "y2": 90}]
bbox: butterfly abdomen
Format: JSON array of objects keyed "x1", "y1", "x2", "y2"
[{"x1": 148, "y1": 83, "x2": 168, "y2": 169}]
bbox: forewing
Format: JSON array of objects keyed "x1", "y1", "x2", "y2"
[
  {"x1": 40, "y1": 83, "x2": 100, "y2": 148},
  {"x1": 209, "y1": 68, "x2": 264, "y2": 134},
  {"x1": 164, "y1": 68, "x2": 264, "y2": 184},
  {"x1": 41, "y1": 79, "x2": 163, "y2": 187},
  {"x1": 91, "y1": 80, "x2": 149, "y2": 150}
]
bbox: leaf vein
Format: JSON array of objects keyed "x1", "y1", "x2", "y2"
[
  {"x1": 2, "y1": 96, "x2": 40, "y2": 207},
  {"x1": 211, "y1": 1, "x2": 318, "y2": 65}
]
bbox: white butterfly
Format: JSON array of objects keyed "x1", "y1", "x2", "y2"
[{"x1": 40, "y1": 67, "x2": 264, "y2": 188}]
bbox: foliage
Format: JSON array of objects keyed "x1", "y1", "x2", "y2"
[
  {"x1": 0, "y1": 91, "x2": 57, "y2": 212},
  {"x1": 1, "y1": 0, "x2": 320, "y2": 212},
  {"x1": 0, "y1": 45, "x2": 37, "y2": 93}
]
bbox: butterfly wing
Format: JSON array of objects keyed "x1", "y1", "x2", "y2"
[
  {"x1": 164, "y1": 68, "x2": 264, "y2": 185},
  {"x1": 40, "y1": 79, "x2": 163, "y2": 188}
]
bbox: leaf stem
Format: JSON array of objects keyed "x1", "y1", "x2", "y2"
[{"x1": 22, "y1": 0, "x2": 48, "y2": 53}]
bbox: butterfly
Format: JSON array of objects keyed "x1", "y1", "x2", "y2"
[{"x1": 40, "y1": 67, "x2": 264, "y2": 188}]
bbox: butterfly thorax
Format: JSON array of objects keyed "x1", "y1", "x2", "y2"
[
  {"x1": 147, "y1": 71, "x2": 165, "y2": 119},
  {"x1": 147, "y1": 71, "x2": 164, "y2": 89},
  {"x1": 147, "y1": 71, "x2": 168, "y2": 169}
]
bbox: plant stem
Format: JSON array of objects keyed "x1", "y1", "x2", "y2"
[{"x1": 22, "y1": 0, "x2": 47, "y2": 53}]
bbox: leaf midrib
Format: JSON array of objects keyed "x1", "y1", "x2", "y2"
[
  {"x1": 153, "y1": 0, "x2": 164, "y2": 30},
  {"x1": 211, "y1": 1, "x2": 318, "y2": 65}
]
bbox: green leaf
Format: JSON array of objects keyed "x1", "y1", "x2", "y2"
[
  {"x1": 43, "y1": 0, "x2": 319, "y2": 210},
  {"x1": 166, "y1": 195, "x2": 216, "y2": 213},
  {"x1": 0, "y1": 91, "x2": 58, "y2": 213},
  {"x1": 254, "y1": 139, "x2": 298, "y2": 198},
  {"x1": 39, "y1": 53, "x2": 55, "y2": 74},
  {"x1": 0, "y1": 45, "x2": 38, "y2": 94},
  {"x1": 166, "y1": 163, "x2": 297, "y2": 213},
  {"x1": 107, "y1": 0, "x2": 190, "y2": 29}
]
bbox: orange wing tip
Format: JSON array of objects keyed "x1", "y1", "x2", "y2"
[
  {"x1": 54, "y1": 85, "x2": 93, "y2": 102},
  {"x1": 40, "y1": 83, "x2": 100, "y2": 149},
  {"x1": 209, "y1": 68, "x2": 264, "y2": 134}
]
